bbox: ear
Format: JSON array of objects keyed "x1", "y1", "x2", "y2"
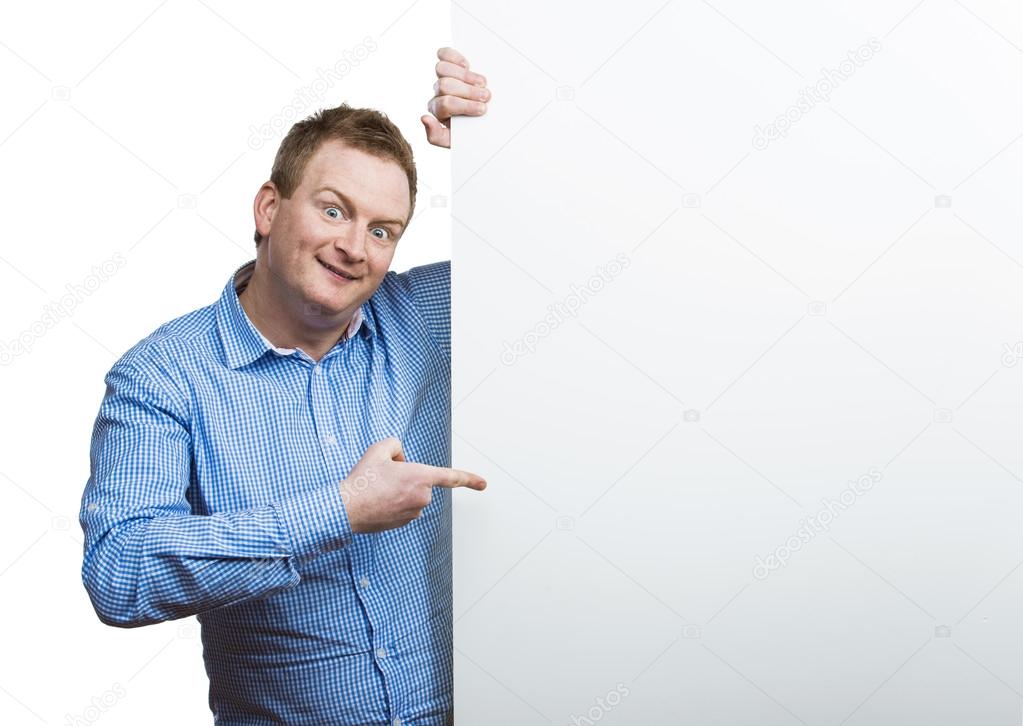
[{"x1": 253, "y1": 182, "x2": 279, "y2": 242}]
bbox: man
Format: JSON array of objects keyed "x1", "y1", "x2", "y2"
[{"x1": 79, "y1": 47, "x2": 492, "y2": 725}]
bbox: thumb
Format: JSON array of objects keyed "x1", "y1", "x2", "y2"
[{"x1": 421, "y1": 115, "x2": 451, "y2": 149}]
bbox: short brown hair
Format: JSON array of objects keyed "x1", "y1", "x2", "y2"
[{"x1": 254, "y1": 103, "x2": 417, "y2": 246}]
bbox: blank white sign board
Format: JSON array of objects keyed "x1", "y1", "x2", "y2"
[{"x1": 451, "y1": 2, "x2": 1023, "y2": 723}]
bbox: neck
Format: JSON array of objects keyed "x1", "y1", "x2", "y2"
[{"x1": 238, "y1": 263, "x2": 352, "y2": 363}]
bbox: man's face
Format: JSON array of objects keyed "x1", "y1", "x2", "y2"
[{"x1": 254, "y1": 139, "x2": 411, "y2": 326}]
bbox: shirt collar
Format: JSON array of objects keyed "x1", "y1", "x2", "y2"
[{"x1": 216, "y1": 259, "x2": 375, "y2": 370}]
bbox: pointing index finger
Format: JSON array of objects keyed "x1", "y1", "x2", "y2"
[{"x1": 409, "y1": 462, "x2": 487, "y2": 491}]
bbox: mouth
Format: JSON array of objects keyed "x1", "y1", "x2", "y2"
[{"x1": 316, "y1": 257, "x2": 359, "y2": 282}]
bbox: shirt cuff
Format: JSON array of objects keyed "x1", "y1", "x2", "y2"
[{"x1": 272, "y1": 480, "x2": 353, "y2": 556}]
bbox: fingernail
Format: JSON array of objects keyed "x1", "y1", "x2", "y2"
[
  {"x1": 476, "y1": 102, "x2": 487, "y2": 113},
  {"x1": 477, "y1": 88, "x2": 490, "y2": 101}
]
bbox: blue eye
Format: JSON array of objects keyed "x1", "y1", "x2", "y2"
[
  {"x1": 371, "y1": 227, "x2": 390, "y2": 240},
  {"x1": 325, "y1": 206, "x2": 342, "y2": 219}
]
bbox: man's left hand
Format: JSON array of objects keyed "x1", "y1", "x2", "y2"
[{"x1": 422, "y1": 46, "x2": 490, "y2": 148}]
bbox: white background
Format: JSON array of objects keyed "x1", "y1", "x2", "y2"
[
  {"x1": 5, "y1": 2, "x2": 1023, "y2": 725},
  {"x1": 0, "y1": 2, "x2": 452, "y2": 724},
  {"x1": 452, "y1": 1, "x2": 1023, "y2": 724}
]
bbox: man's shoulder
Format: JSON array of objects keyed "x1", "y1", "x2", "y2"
[
  {"x1": 112, "y1": 300, "x2": 219, "y2": 375},
  {"x1": 372, "y1": 259, "x2": 450, "y2": 355},
  {"x1": 379, "y1": 259, "x2": 450, "y2": 303},
  {"x1": 405, "y1": 258, "x2": 451, "y2": 281}
]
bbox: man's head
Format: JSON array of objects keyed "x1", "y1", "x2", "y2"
[{"x1": 251, "y1": 103, "x2": 416, "y2": 329}]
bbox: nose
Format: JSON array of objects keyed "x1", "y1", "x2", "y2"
[{"x1": 332, "y1": 223, "x2": 368, "y2": 263}]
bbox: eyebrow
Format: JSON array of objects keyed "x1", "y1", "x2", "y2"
[{"x1": 315, "y1": 185, "x2": 406, "y2": 231}]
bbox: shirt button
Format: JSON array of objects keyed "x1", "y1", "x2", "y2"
[
  {"x1": 359, "y1": 576, "x2": 370, "y2": 588},
  {"x1": 393, "y1": 719, "x2": 402, "y2": 726},
  {"x1": 376, "y1": 647, "x2": 387, "y2": 659},
  {"x1": 322, "y1": 432, "x2": 337, "y2": 446},
  {"x1": 314, "y1": 365, "x2": 323, "y2": 376}
]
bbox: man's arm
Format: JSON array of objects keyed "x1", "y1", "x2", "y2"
[
  {"x1": 399, "y1": 260, "x2": 451, "y2": 360},
  {"x1": 79, "y1": 355, "x2": 354, "y2": 628},
  {"x1": 81, "y1": 351, "x2": 485, "y2": 627}
]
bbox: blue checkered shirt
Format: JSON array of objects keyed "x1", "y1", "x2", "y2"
[{"x1": 80, "y1": 259, "x2": 454, "y2": 725}]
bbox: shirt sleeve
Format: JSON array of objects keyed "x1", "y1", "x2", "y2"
[
  {"x1": 403, "y1": 259, "x2": 451, "y2": 360},
  {"x1": 79, "y1": 354, "x2": 353, "y2": 628}
]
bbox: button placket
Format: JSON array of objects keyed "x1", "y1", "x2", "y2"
[{"x1": 310, "y1": 361, "x2": 338, "y2": 464}]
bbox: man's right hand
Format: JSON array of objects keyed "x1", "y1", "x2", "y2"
[{"x1": 339, "y1": 437, "x2": 487, "y2": 533}]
